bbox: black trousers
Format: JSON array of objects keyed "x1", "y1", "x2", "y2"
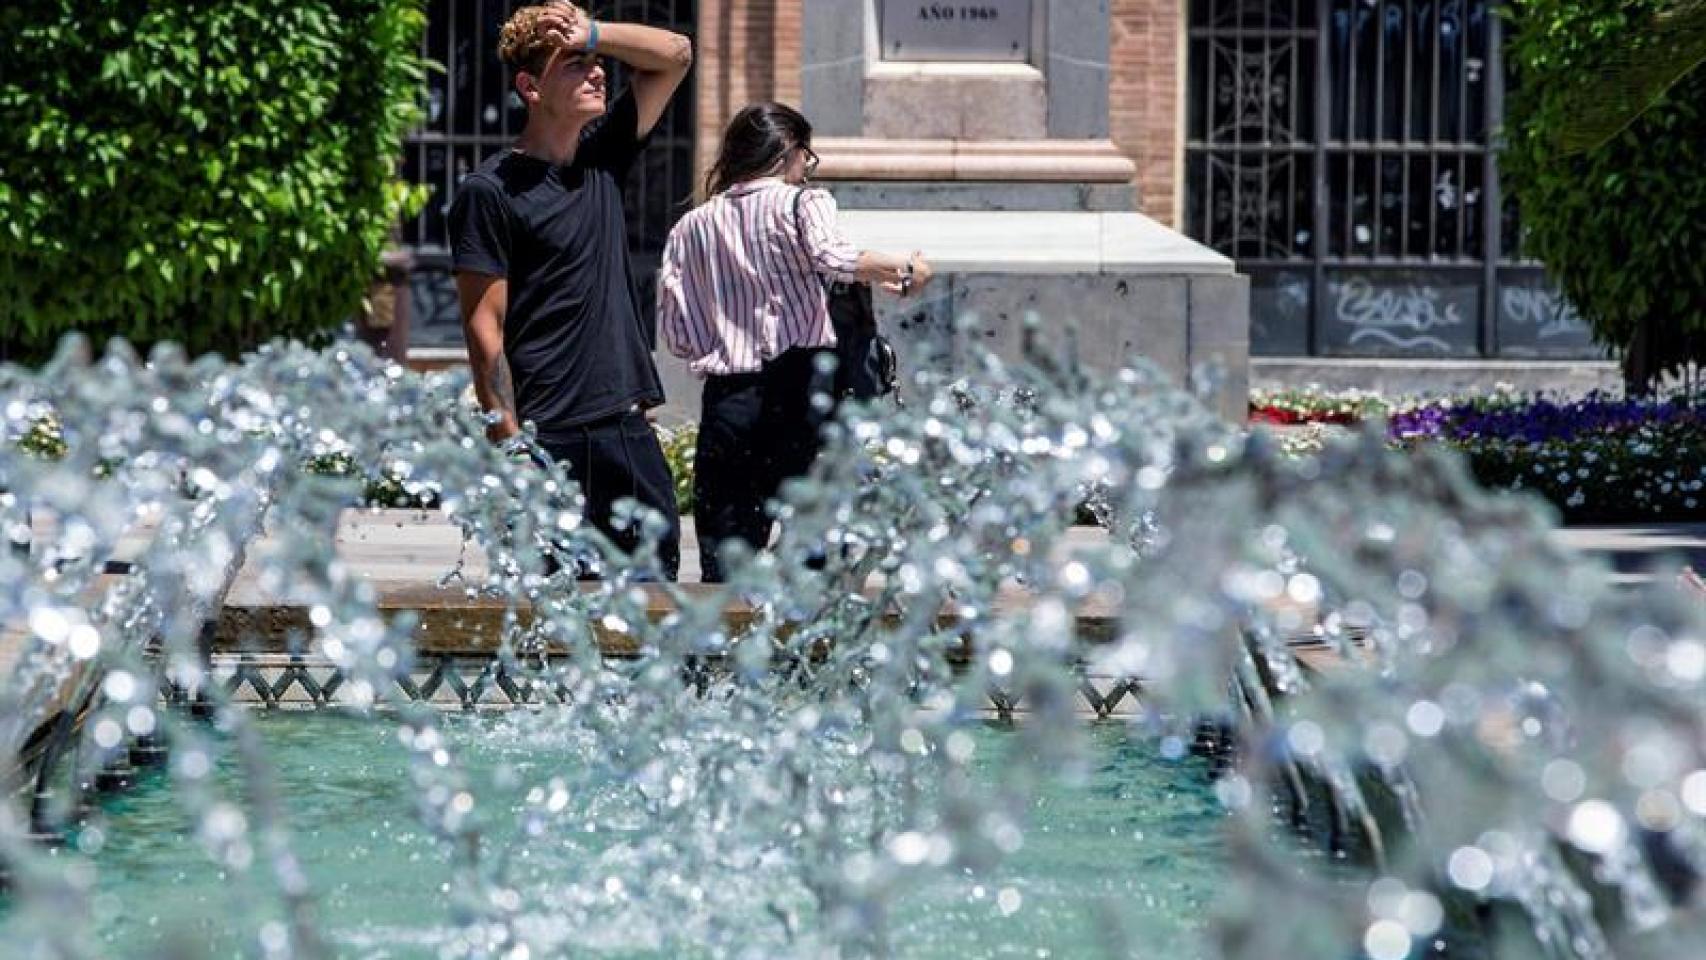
[
  {"x1": 695, "y1": 347, "x2": 837, "y2": 583},
  {"x1": 539, "y1": 410, "x2": 681, "y2": 580}
]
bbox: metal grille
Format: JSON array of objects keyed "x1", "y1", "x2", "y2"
[
  {"x1": 401, "y1": 0, "x2": 698, "y2": 347},
  {"x1": 1184, "y1": 0, "x2": 1596, "y2": 358}
]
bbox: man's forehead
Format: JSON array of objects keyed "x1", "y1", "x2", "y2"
[{"x1": 539, "y1": 51, "x2": 600, "y2": 79}]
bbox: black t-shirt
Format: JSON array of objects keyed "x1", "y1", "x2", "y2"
[{"x1": 449, "y1": 91, "x2": 664, "y2": 437}]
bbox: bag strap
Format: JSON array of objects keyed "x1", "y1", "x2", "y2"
[
  {"x1": 790, "y1": 185, "x2": 807, "y2": 231},
  {"x1": 794, "y1": 191, "x2": 883, "y2": 344},
  {"x1": 792, "y1": 187, "x2": 838, "y2": 293}
]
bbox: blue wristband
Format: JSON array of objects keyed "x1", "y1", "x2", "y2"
[{"x1": 586, "y1": 20, "x2": 599, "y2": 53}]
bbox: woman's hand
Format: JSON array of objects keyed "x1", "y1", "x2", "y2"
[
  {"x1": 902, "y1": 253, "x2": 933, "y2": 297},
  {"x1": 864, "y1": 252, "x2": 933, "y2": 296},
  {"x1": 878, "y1": 253, "x2": 933, "y2": 297},
  {"x1": 858, "y1": 254, "x2": 906, "y2": 291}
]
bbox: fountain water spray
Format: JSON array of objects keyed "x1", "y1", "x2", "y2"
[{"x1": 1, "y1": 333, "x2": 1704, "y2": 959}]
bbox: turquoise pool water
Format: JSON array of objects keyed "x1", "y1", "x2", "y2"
[{"x1": 9, "y1": 713, "x2": 1228, "y2": 959}]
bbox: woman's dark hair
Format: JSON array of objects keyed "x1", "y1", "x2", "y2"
[{"x1": 704, "y1": 102, "x2": 812, "y2": 197}]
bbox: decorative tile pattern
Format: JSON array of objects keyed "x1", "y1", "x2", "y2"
[{"x1": 187, "y1": 654, "x2": 1145, "y2": 719}]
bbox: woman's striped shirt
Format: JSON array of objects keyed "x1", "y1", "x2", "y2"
[{"x1": 657, "y1": 178, "x2": 861, "y2": 377}]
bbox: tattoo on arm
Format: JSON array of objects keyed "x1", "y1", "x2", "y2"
[
  {"x1": 486, "y1": 353, "x2": 515, "y2": 412},
  {"x1": 483, "y1": 352, "x2": 518, "y2": 429}
]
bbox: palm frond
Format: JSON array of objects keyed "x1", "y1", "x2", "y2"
[{"x1": 1555, "y1": 0, "x2": 1706, "y2": 153}]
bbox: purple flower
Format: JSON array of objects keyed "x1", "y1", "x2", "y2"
[{"x1": 1387, "y1": 394, "x2": 1704, "y2": 445}]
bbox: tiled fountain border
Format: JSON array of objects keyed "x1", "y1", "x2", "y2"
[
  {"x1": 198, "y1": 652, "x2": 1151, "y2": 720},
  {"x1": 202, "y1": 581, "x2": 1159, "y2": 719}
]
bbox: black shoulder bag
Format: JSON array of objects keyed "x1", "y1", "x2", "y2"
[{"x1": 792, "y1": 189, "x2": 898, "y2": 401}]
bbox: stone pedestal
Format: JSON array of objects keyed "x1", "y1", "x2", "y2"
[
  {"x1": 835, "y1": 209, "x2": 1248, "y2": 422},
  {"x1": 804, "y1": 0, "x2": 1112, "y2": 141},
  {"x1": 794, "y1": 0, "x2": 1249, "y2": 422}
]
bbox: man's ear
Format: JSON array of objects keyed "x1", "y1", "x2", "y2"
[{"x1": 514, "y1": 71, "x2": 540, "y2": 106}]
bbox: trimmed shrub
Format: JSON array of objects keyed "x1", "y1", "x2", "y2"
[
  {"x1": 0, "y1": 1, "x2": 427, "y2": 362},
  {"x1": 1502, "y1": 0, "x2": 1706, "y2": 385}
]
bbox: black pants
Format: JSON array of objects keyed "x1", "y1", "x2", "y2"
[
  {"x1": 539, "y1": 410, "x2": 681, "y2": 580},
  {"x1": 695, "y1": 347, "x2": 836, "y2": 583}
]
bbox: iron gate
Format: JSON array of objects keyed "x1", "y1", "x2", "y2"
[
  {"x1": 401, "y1": 0, "x2": 698, "y2": 347},
  {"x1": 1184, "y1": 0, "x2": 1597, "y2": 358}
]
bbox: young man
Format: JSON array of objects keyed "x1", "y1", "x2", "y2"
[{"x1": 451, "y1": 3, "x2": 691, "y2": 579}]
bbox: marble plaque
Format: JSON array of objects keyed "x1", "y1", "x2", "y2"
[{"x1": 881, "y1": 1, "x2": 1033, "y2": 62}]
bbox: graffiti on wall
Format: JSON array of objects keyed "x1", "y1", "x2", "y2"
[{"x1": 1332, "y1": 276, "x2": 1469, "y2": 353}]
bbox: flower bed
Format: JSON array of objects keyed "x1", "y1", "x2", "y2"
[
  {"x1": 1255, "y1": 387, "x2": 1706, "y2": 523},
  {"x1": 1249, "y1": 387, "x2": 1396, "y2": 425},
  {"x1": 1250, "y1": 385, "x2": 1536, "y2": 425},
  {"x1": 654, "y1": 421, "x2": 698, "y2": 515},
  {"x1": 1390, "y1": 394, "x2": 1706, "y2": 524},
  {"x1": 11, "y1": 410, "x2": 703, "y2": 515},
  {"x1": 27, "y1": 384, "x2": 1697, "y2": 525}
]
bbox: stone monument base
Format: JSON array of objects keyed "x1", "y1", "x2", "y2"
[{"x1": 836, "y1": 206, "x2": 1249, "y2": 423}]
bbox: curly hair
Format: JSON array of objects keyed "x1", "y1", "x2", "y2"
[{"x1": 498, "y1": 3, "x2": 586, "y2": 75}]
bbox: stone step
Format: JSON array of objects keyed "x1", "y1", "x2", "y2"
[{"x1": 1251, "y1": 357, "x2": 1619, "y2": 397}]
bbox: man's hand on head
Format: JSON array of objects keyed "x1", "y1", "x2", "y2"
[{"x1": 538, "y1": 3, "x2": 590, "y2": 53}]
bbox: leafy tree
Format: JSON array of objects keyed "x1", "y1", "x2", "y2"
[
  {"x1": 1503, "y1": 0, "x2": 1706, "y2": 389},
  {"x1": 1553, "y1": 0, "x2": 1706, "y2": 153},
  {"x1": 0, "y1": 1, "x2": 427, "y2": 363}
]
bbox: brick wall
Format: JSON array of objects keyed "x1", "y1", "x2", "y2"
[
  {"x1": 695, "y1": 1, "x2": 1182, "y2": 224},
  {"x1": 773, "y1": 0, "x2": 802, "y2": 106},
  {"x1": 1110, "y1": 0, "x2": 1183, "y2": 226},
  {"x1": 692, "y1": 0, "x2": 799, "y2": 199}
]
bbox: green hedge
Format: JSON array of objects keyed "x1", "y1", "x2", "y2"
[
  {"x1": 0, "y1": 1, "x2": 427, "y2": 362},
  {"x1": 1502, "y1": 0, "x2": 1706, "y2": 379}
]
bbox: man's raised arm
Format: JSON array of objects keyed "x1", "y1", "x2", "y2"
[{"x1": 538, "y1": 4, "x2": 692, "y2": 136}]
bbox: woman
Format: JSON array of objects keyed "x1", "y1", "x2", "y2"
[{"x1": 658, "y1": 102, "x2": 932, "y2": 582}]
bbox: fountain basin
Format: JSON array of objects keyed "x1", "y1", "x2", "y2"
[{"x1": 7, "y1": 712, "x2": 1229, "y2": 959}]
